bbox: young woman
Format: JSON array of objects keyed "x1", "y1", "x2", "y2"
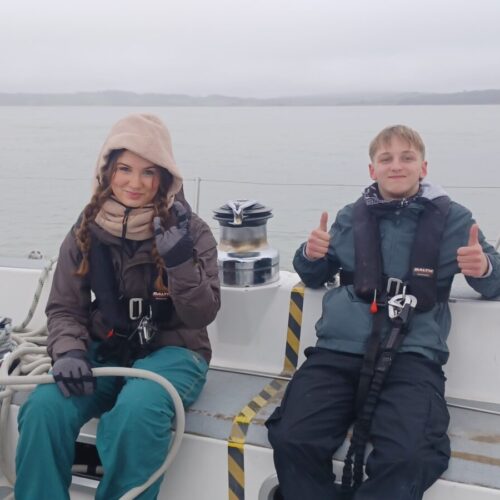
[{"x1": 15, "y1": 113, "x2": 221, "y2": 499}]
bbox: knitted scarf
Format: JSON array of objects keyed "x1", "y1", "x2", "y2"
[{"x1": 94, "y1": 198, "x2": 154, "y2": 241}]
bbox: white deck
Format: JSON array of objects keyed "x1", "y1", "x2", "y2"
[{"x1": 1, "y1": 259, "x2": 499, "y2": 499}]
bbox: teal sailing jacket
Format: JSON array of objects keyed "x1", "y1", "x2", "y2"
[{"x1": 293, "y1": 188, "x2": 500, "y2": 364}]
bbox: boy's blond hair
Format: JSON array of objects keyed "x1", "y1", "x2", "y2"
[{"x1": 369, "y1": 125, "x2": 426, "y2": 161}]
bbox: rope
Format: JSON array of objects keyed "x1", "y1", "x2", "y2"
[
  {"x1": 0, "y1": 256, "x2": 186, "y2": 499},
  {"x1": 12, "y1": 256, "x2": 58, "y2": 333},
  {"x1": 0, "y1": 324, "x2": 15, "y2": 361},
  {"x1": 0, "y1": 361, "x2": 186, "y2": 500}
]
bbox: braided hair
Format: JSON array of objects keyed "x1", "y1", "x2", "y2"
[{"x1": 75, "y1": 149, "x2": 174, "y2": 294}]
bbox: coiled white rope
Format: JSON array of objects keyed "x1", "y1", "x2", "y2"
[
  {"x1": 0, "y1": 258, "x2": 56, "y2": 493},
  {"x1": 0, "y1": 365, "x2": 186, "y2": 500},
  {"x1": 0, "y1": 257, "x2": 186, "y2": 499}
]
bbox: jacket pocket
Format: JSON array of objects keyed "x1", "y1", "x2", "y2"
[{"x1": 316, "y1": 286, "x2": 372, "y2": 345}]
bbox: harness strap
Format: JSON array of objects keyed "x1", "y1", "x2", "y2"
[
  {"x1": 355, "y1": 311, "x2": 384, "y2": 412},
  {"x1": 341, "y1": 311, "x2": 412, "y2": 494},
  {"x1": 339, "y1": 269, "x2": 451, "y2": 304}
]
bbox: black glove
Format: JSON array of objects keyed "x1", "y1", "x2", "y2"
[
  {"x1": 52, "y1": 350, "x2": 96, "y2": 398},
  {"x1": 153, "y1": 201, "x2": 194, "y2": 268}
]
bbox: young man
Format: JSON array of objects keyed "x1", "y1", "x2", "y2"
[{"x1": 266, "y1": 125, "x2": 500, "y2": 500}]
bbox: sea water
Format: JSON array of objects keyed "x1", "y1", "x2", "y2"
[{"x1": 0, "y1": 105, "x2": 499, "y2": 269}]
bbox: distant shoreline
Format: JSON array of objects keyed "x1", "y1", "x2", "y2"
[{"x1": 1, "y1": 89, "x2": 500, "y2": 106}]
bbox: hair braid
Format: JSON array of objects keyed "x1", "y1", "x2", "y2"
[
  {"x1": 74, "y1": 185, "x2": 112, "y2": 276},
  {"x1": 74, "y1": 150, "x2": 123, "y2": 276}
]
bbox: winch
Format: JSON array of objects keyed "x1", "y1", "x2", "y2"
[{"x1": 213, "y1": 200, "x2": 279, "y2": 286}]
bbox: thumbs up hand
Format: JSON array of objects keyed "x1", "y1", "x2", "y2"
[
  {"x1": 457, "y1": 224, "x2": 489, "y2": 277},
  {"x1": 305, "y1": 212, "x2": 331, "y2": 260}
]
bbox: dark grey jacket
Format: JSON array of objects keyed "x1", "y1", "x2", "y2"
[{"x1": 46, "y1": 214, "x2": 220, "y2": 363}]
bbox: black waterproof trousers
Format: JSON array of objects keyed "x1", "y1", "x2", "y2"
[{"x1": 266, "y1": 347, "x2": 450, "y2": 500}]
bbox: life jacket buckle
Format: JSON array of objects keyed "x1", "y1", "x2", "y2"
[
  {"x1": 386, "y1": 277, "x2": 405, "y2": 298},
  {"x1": 129, "y1": 298, "x2": 144, "y2": 320},
  {"x1": 136, "y1": 316, "x2": 158, "y2": 345},
  {"x1": 387, "y1": 293, "x2": 417, "y2": 320}
]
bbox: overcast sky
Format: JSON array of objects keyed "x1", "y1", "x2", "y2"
[{"x1": 1, "y1": 0, "x2": 499, "y2": 98}]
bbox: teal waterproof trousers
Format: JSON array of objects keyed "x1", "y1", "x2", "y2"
[{"x1": 15, "y1": 346, "x2": 208, "y2": 500}]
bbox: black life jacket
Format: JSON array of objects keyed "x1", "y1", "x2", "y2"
[
  {"x1": 351, "y1": 195, "x2": 451, "y2": 312},
  {"x1": 88, "y1": 237, "x2": 174, "y2": 336},
  {"x1": 84, "y1": 190, "x2": 192, "y2": 333}
]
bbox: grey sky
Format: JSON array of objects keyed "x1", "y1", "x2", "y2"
[{"x1": 2, "y1": 0, "x2": 499, "y2": 97}]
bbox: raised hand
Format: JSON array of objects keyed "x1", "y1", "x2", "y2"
[
  {"x1": 153, "y1": 201, "x2": 194, "y2": 267},
  {"x1": 305, "y1": 212, "x2": 331, "y2": 260},
  {"x1": 457, "y1": 224, "x2": 489, "y2": 277}
]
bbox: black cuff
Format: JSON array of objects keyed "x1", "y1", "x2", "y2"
[{"x1": 164, "y1": 235, "x2": 194, "y2": 268}]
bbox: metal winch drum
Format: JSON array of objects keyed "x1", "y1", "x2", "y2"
[{"x1": 213, "y1": 200, "x2": 279, "y2": 286}]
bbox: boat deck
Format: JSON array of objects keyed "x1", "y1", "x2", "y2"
[
  {"x1": 188, "y1": 369, "x2": 500, "y2": 490},
  {"x1": 63, "y1": 367, "x2": 500, "y2": 491}
]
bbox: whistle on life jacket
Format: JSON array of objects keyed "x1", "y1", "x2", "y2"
[{"x1": 370, "y1": 290, "x2": 378, "y2": 314}]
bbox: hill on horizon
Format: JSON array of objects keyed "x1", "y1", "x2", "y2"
[{"x1": 0, "y1": 89, "x2": 500, "y2": 106}]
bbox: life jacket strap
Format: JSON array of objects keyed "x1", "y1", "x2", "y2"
[
  {"x1": 341, "y1": 299, "x2": 416, "y2": 494},
  {"x1": 338, "y1": 269, "x2": 450, "y2": 305}
]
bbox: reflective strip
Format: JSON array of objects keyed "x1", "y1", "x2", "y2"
[
  {"x1": 282, "y1": 283, "x2": 305, "y2": 376},
  {"x1": 228, "y1": 378, "x2": 287, "y2": 499}
]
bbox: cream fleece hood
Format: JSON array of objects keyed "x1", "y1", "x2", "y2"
[{"x1": 94, "y1": 113, "x2": 183, "y2": 206}]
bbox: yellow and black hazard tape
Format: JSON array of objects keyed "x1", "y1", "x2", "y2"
[
  {"x1": 282, "y1": 282, "x2": 305, "y2": 376},
  {"x1": 227, "y1": 282, "x2": 306, "y2": 499},
  {"x1": 228, "y1": 378, "x2": 287, "y2": 500}
]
